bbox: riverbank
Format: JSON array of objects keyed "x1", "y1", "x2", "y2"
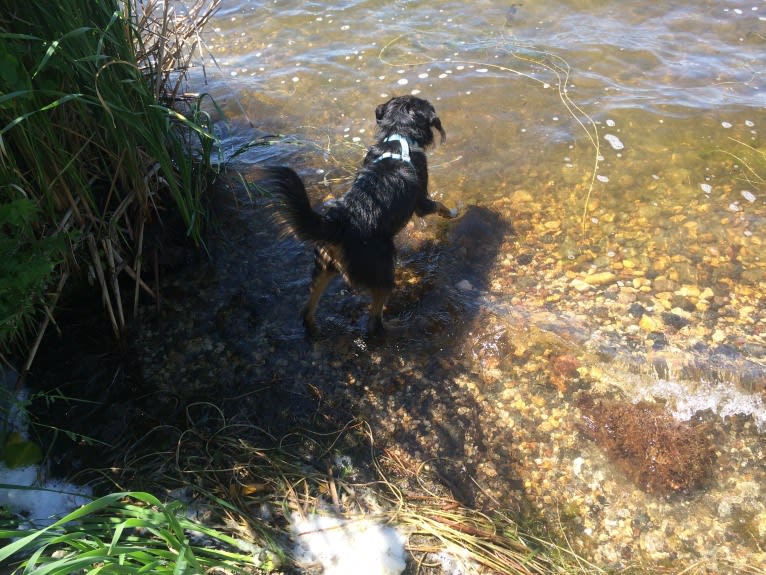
[{"x1": 22, "y1": 163, "x2": 763, "y2": 573}]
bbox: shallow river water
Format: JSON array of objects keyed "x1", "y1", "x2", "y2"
[{"x1": 139, "y1": 0, "x2": 766, "y2": 571}]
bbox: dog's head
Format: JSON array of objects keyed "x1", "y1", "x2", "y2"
[{"x1": 374, "y1": 95, "x2": 446, "y2": 148}]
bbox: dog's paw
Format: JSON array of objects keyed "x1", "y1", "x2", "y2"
[{"x1": 436, "y1": 203, "x2": 458, "y2": 219}]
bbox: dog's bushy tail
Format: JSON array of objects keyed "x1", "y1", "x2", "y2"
[{"x1": 263, "y1": 166, "x2": 327, "y2": 242}]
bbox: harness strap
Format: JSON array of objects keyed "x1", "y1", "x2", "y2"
[{"x1": 373, "y1": 134, "x2": 412, "y2": 164}]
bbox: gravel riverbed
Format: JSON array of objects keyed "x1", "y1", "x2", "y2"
[{"x1": 132, "y1": 167, "x2": 766, "y2": 573}]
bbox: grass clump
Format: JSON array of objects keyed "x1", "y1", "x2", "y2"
[
  {"x1": 0, "y1": 0, "x2": 220, "y2": 369},
  {"x1": 0, "y1": 491, "x2": 272, "y2": 574},
  {"x1": 103, "y1": 416, "x2": 579, "y2": 575}
]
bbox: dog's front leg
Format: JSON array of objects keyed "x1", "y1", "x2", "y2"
[{"x1": 416, "y1": 196, "x2": 458, "y2": 219}]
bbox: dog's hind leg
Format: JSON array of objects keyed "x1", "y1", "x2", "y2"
[
  {"x1": 301, "y1": 262, "x2": 337, "y2": 335},
  {"x1": 367, "y1": 287, "x2": 391, "y2": 334}
]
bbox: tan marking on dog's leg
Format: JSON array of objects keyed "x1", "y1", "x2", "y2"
[
  {"x1": 368, "y1": 288, "x2": 390, "y2": 334},
  {"x1": 302, "y1": 267, "x2": 336, "y2": 334}
]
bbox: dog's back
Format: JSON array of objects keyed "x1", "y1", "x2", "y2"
[{"x1": 335, "y1": 154, "x2": 425, "y2": 238}]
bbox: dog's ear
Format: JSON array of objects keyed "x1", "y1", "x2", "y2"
[
  {"x1": 431, "y1": 115, "x2": 447, "y2": 144},
  {"x1": 375, "y1": 101, "x2": 389, "y2": 124},
  {"x1": 416, "y1": 101, "x2": 446, "y2": 145}
]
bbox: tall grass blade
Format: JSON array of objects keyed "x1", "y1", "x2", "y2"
[{"x1": 0, "y1": 0, "x2": 222, "y2": 365}]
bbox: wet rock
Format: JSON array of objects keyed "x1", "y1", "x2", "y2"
[
  {"x1": 570, "y1": 278, "x2": 593, "y2": 293},
  {"x1": 583, "y1": 271, "x2": 616, "y2": 286},
  {"x1": 742, "y1": 268, "x2": 764, "y2": 284},
  {"x1": 549, "y1": 354, "x2": 580, "y2": 393},
  {"x1": 711, "y1": 329, "x2": 727, "y2": 344},
  {"x1": 647, "y1": 331, "x2": 668, "y2": 350},
  {"x1": 677, "y1": 285, "x2": 701, "y2": 298},
  {"x1": 543, "y1": 220, "x2": 562, "y2": 231},
  {"x1": 617, "y1": 286, "x2": 638, "y2": 304},
  {"x1": 621, "y1": 259, "x2": 638, "y2": 270},
  {"x1": 516, "y1": 252, "x2": 534, "y2": 266},
  {"x1": 652, "y1": 276, "x2": 676, "y2": 293},
  {"x1": 639, "y1": 314, "x2": 659, "y2": 332},
  {"x1": 670, "y1": 294, "x2": 697, "y2": 312},
  {"x1": 509, "y1": 189, "x2": 534, "y2": 203},
  {"x1": 627, "y1": 303, "x2": 646, "y2": 318},
  {"x1": 661, "y1": 311, "x2": 690, "y2": 330},
  {"x1": 462, "y1": 315, "x2": 515, "y2": 386}
]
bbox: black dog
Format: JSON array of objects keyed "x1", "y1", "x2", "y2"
[{"x1": 265, "y1": 95, "x2": 457, "y2": 334}]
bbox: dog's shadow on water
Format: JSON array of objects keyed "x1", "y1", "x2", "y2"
[{"x1": 274, "y1": 203, "x2": 517, "y2": 507}]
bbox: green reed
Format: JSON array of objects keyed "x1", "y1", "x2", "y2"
[
  {"x1": 0, "y1": 0, "x2": 220, "y2": 364},
  {"x1": 0, "y1": 491, "x2": 270, "y2": 574}
]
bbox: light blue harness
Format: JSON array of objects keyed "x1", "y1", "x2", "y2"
[{"x1": 374, "y1": 134, "x2": 412, "y2": 164}]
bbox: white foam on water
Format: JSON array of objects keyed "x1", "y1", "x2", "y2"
[
  {"x1": 637, "y1": 378, "x2": 766, "y2": 431},
  {"x1": 1, "y1": 387, "x2": 93, "y2": 527},
  {"x1": 0, "y1": 468, "x2": 92, "y2": 527},
  {"x1": 595, "y1": 352, "x2": 766, "y2": 432},
  {"x1": 291, "y1": 514, "x2": 407, "y2": 575}
]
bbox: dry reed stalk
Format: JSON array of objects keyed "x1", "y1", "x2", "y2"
[
  {"x1": 104, "y1": 238, "x2": 126, "y2": 330},
  {"x1": 133, "y1": 218, "x2": 146, "y2": 315},
  {"x1": 112, "y1": 249, "x2": 156, "y2": 301},
  {"x1": 131, "y1": 0, "x2": 222, "y2": 101},
  {"x1": 87, "y1": 234, "x2": 119, "y2": 337},
  {"x1": 17, "y1": 273, "x2": 69, "y2": 391}
]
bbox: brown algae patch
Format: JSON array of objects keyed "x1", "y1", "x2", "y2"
[{"x1": 576, "y1": 396, "x2": 716, "y2": 494}]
